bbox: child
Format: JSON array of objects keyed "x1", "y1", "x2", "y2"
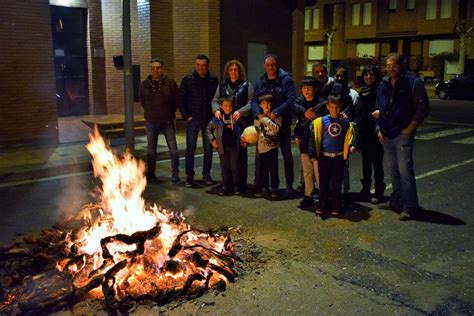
[
  {"x1": 309, "y1": 94, "x2": 356, "y2": 215},
  {"x1": 251, "y1": 94, "x2": 281, "y2": 198},
  {"x1": 207, "y1": 96, "x2": 242, "y2": 195},
  {"x1": 292, "y1": 77, "x2": 327, "y2": 208}
]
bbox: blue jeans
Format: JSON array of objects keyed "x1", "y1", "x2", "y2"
[
  {"x1": 146, "y1": 121, "x2": 179, "y2": 175},
  {"x1": 185, "y1": 118, "x2": 212, "y2": 179},
  {"x1": 383, "y1": 133, "x2": 418, "y2": 209}
]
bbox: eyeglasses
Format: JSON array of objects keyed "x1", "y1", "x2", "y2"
[{"x1": 386, "y1": 63, "x2": 399, "y2": 69}]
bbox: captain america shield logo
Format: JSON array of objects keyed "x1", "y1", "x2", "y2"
[{"x1": 327, "y1": 122, "x2": 342, "y2": 137}]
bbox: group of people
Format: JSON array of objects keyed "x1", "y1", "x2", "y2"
[{"x1": 139, "y1": 52, "x2": 429, "y2": 221}]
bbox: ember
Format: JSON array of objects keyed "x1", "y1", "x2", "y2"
[{"x1": 1, "y1": 128, "x2": 239, "y2": 314}]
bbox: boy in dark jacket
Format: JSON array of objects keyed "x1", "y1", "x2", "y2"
[
  {"x1": 207, "y1": 97, "x2": 242, "y2": 195},
  {"x1": 292, "y1": 77, "x2": 327, "y2": 207}
]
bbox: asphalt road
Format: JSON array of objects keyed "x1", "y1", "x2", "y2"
[{"x1": 1, "y1": 98, "x2": 473, "y2": 314}]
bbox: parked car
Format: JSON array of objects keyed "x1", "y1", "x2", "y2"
[{"x1": 435, "y1": 73, "x2": 474, "y2": 100}]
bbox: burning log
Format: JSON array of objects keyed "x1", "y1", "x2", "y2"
[{"x1": 0, "y1": 129, "x2": 242, "y2": 314}]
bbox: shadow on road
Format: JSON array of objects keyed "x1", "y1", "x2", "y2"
[
  {"x1": 298, "y1": 202, "x2": 373, "y2": 222},
  {"x1": 380, "y1": 206, "x2": 466, "y2": 226}
]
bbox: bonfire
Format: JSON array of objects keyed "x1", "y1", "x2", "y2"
[{"x1": 0, "y1": 128, "x2": 239, "y2": 314}]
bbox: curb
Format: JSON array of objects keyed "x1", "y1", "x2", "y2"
[{"x1": 0, "y1": 147, "x2": 204, "y2": 185}]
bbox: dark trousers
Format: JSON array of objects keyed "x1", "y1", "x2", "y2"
[
  {"x1": 146, "y1": 121, "x2": 179, "y2": 174},
  {"x1": 361, "y1": 139, "x2": 384, "y2": 184},
  {"x1": 185, "y1": 118, "x2": 212, "y2": 179},
  {"x1": 256, "y1": 148, "x2": 279, "y2": 190},
  {"x1": 278, "y1": 123, "x2": 294, "y2": 188},
  {"x1": 219, "y1": 147, "x2": 239, "y2": 191},
  {"x1": 318, "y1": 155, "x2": 345, "y2": 210},
  {"x1": 238, "y1": 147, "x2": 248, "y2": 191}
]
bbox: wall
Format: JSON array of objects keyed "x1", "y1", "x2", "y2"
[
  {"x1": 220, "y1": 0, "x2": 293, "y2": 82},
  {"x1": 172, "y1": 0, "x2": 220, "y2": 83},
  {"x1": 0, "y1": 0, "x2": 58, "y2": 144}
]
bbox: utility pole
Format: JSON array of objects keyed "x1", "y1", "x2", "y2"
[
  {"x1": 455, "y1": 19, "x2": 473, "y2": 74},
  {"x1": 123, "y1": 0, "x2": 134, "y2": 152},
  {"x1": 326, "y1": 29, "x2": 336, "y2": 76}
]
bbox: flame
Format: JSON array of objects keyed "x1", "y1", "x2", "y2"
[{"x1": 57, "y1": 127, "x2": 237, "y2": 307}]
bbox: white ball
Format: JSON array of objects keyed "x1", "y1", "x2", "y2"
[{"x1": 242, "y1": 126, "x2": 259, "y2": 144}]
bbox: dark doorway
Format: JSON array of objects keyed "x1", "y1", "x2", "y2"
[{"x1": 51, "y1": 6, "x2": 89, "y2": 117}]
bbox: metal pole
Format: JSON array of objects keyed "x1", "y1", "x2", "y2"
[{"x1": 123, "y1": 0, "x2": 134, "y2": 152}]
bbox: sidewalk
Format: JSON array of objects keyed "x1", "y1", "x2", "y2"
[{"x1": 0, "y1": 120, "x2": 199, "y2": 185}]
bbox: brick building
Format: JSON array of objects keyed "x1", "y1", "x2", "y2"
[
  {"x1": 0, "y1": 0, "x2": 304, "y2": 145},
  {"x1": 303, "y1": 0, "x2": 474, "y2": 80}
]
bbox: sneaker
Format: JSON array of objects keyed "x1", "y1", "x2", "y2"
[
  {"x1": 399, "y1": 207, "x2": 419, "y2": 221},
  {"x1": 315, "y1": 207, "x2": 325, "y2": 215},
  {"x1": 203, "y1": 175, "x2": 214, "y2": 185},
  {"x1": 185, "y1": 178, "x2": 195, "y2": 188},
  {"x1": 285, "y1": 186, "x2": 296, "y2": 195},
  {"x1": 252, "y1": 187, "x2": 267, "y2": 197},
  {"x1": 218, "y1": 187, "x2": 231, "y2": 196},
  {"x1": 171, "y1": 173, "x2": 180, "y2": 184},
  {"x1": 270, "y1": 188, "x2": 279, "y2": 198},
  {"x1": 299, "y1": 196, "x2": 314, "y2": 208},
  {"x1": 331, "y1": 209, "x2": 343, "y2": 215},
  {"x1": 399, "y1": 209, "x2": 412, "y2": 221},
  {"x1": 296, "y1": 185, "x2": 304, "y2": 193}
]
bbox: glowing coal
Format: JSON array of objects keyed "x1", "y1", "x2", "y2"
[{"x1": 2, "y1": 128, "x2": 238, "y2": 313}]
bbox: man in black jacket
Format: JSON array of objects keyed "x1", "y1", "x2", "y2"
[
  {"x1": 140, "y1": 58, "x2": 179, "y2": 183},
  {"x1": 179, "y1": 55, "x2": 219, "y2": 187}
]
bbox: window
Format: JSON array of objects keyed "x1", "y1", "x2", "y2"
[
  {"x1": 440, "y1": 0, "x2": 452, "y2": 18},
  {"x1": 429, "y1": 39, "x2": 454, "y2": 56},
  {"x1": 308, "y1": 45, "x2": 324, "y2": 60},
  {"x1": 304, "y1": 9, "x2": 311, "y2": 30},
  {"x1": 406, "y1": 0, "x2": 415, "y2": 10},
  {"x1": 352, "y1": 4, "x2": 360, "y2": 26},
  {"x1": 312, "y1": 8, "x2": 319, "y2": 29},
  {"x1": 363, "y1": 3, "x2": 372, "y2": 25},
  {"x1": 426, "y1": 0, "x2": 437, "y2": 19},
  {"x1": 356, "y1": 43, "x2": 376, "y2": 58},
  {"x1": 389, "y1": 0, "x2": 397, "y2": 12}
]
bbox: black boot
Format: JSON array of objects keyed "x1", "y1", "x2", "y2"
[
  {"x1": 358, "y1": 179, "x2": 371, "y2": 202},
  {"x1": 371, "y1": 182, "x2": 386, "y2": 204}
]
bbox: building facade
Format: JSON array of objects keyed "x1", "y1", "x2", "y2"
[
  {"x1": 0, "y1": 0, "x2": 303, "y2": 145},
  {"x1": 304, "y1": 0, "x2": 473, "y2": 80}
]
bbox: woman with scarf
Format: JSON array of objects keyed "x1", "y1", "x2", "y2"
[
  {"x1": 355, "y1": 65, "x2": 385, "y2": 204},
  {"x1": 211, "y1": 59, "x2": 253, "y2": 194}
]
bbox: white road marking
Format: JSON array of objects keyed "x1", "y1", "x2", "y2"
[
  {"x1": 427, "y1": 120, "x2": 474, "y2": 128},
  {"x1": 415, "y1": 128, "x2": 472, "y2": 140},
  {"x1": 415, "y1": 125, "x2": 443, "y2": 132},
  {"x1": 0, "y1": 171, "x2": 93, "y2": 188},
  {"x1": 386, "y1": 158, "x2": 474, "y2": 190},
  {"x1": 0, "y1": 153, "x2": 210, "y2": 188},
  {"x1": 452, "y1": 136, "x2": 474, "y2": 145}
]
